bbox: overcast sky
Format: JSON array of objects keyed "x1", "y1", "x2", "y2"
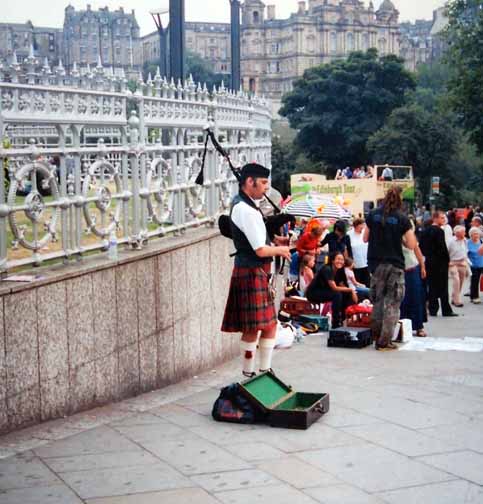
[{"x1": 4, "y1": 0, "x2": 446, "y2": 35}]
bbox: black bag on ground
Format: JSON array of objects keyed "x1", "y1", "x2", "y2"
[{"x1": 212, "y1": 383, "x2": 266, "y2": 424}]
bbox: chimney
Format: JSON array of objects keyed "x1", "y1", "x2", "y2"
[
  {"x1": 267, "y1": 5, "x2": 276, "y2": 20},
  {"x1": 298, "y1": 1, "x2": 306, "y2": 15},
  {"x1": 87, "y1": 4, "x2": 91, "y2": 11}
]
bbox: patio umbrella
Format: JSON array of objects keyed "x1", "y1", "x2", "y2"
[{"x1": 283, "y1": 198, "x2": 317, "y2": 218}]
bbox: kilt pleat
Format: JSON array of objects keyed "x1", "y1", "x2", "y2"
[{"x1": 221, "y1": 265, "x2": 276, "y2": 333}]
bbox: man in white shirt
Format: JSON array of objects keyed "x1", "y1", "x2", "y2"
[
  {"x1": 221, "y1": 163, "x2": 291, "y2": 377},
  {"x1": 381, "y1": 165, "x2": 394, "y2": 181}
]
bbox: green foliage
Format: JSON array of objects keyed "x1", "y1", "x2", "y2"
[
  {"x1": 444, "y1": 0, "x2": 483, "y2": 153},
  {"x1": 367, "y1": 104, "x2": 459, "y2": 202},
  {"x1": 185, "y1": 50, "x2": 227, "y2": 90},
  {"x1": 279, "y1": 49, "x2": 415, "y2": 169}
]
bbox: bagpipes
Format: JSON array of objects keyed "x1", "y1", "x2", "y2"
[{"x1": 195, "y1": 126, "x2": 296, "y2": 273}]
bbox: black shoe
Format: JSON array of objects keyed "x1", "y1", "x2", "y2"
[
  {"x1": 452, "y1": 302, "x2": 464, "y2": 308},
  {"x1": 442, "y1": 312, "x2": 459, "y2": 317},
  {"x1": 464, "y1": 293, "x2": 470, "y2": 297}
]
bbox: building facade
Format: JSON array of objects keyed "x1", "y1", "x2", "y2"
[
  {"x1": 0, "y1": 22, "x2": 62, "y2": 65},
  {"x1": 62, "y1": 4, "x2": 141, "y2": 74},
  {"x1": 240, "y1": 0, "x2": 401, "y2": 112},
  {"x1": 399, "y1": 19, "x2": 433, "y2": 72},
  {"x1": 141, "y1": 22, "x2": 232, "y2": 77}
]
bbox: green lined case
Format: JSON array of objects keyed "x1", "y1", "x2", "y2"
[{"x1": 240, "y1": 371, "x2": 330, "y2": 430}]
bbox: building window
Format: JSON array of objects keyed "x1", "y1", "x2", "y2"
[
  {"x1": 362, "y1": 33, "x2": 369, "y2": 51},
  {"x1": 253, "y1": 11, "x2": 260, "y2": 24},
  {"x1": 378, "y1": 38, "x2": 387, "y2": 54},
  {"x1": 249, "y1": 78, "x2": 256, "y2": 93},
  {"x1": 347, "y1": 32, "x2": 354, "y2": 52},
  {"x1": 330, "y1": 32, "x2": 337, "y2": 53}
]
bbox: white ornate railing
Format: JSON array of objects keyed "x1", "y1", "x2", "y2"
[{"x1": 0, "y1": 56, "x2": 272, "y2": 273}]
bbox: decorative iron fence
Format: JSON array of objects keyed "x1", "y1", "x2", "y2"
[{"x1": 0, "y1": 56, "x2": 272, "y2": 273}]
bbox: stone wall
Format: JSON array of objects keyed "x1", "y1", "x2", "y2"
[{"x1": 0, "y1": 229, "x2": 239, "y2": 434}]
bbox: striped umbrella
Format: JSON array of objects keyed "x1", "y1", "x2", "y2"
[
  {"x1": 312, "y1": 196, "x2": 351, "y2": 220},
  {"x1": 283, "y1": 198, "x2": 317, "y2": 218}
]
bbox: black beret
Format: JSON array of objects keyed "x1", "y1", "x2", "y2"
[{"x1": 239, "y1": 163, "x2": 270, "y2": 180}]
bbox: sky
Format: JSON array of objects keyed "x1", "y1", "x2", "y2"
[{"x1": 4, "y1": 0, "x2": 446, "y2": 35}]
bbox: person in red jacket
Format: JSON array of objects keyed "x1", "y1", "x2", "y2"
[{"x1": 296, "y1": 224, "x2": 324, "y2": 258}]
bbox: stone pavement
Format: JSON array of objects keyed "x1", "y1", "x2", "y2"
[{"x1": 1, "y1": 301, "x2": 483, "y2": 504}]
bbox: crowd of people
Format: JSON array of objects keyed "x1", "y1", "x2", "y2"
[
  {"x1": 286, "y1": 192, "x2": 483, "y2": 349},
  {"x1": 220, "y1": 162, "x2": 482, "y2": 376}
]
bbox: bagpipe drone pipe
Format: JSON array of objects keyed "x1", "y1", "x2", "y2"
[{"x1": 195, "y1": 126, "x2": 296, "y2": 272}]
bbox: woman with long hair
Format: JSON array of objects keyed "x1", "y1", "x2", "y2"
[{"x1": 305, "y1": 251, "x2": 358, "y2": 328}]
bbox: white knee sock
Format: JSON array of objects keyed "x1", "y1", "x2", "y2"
[
  {"x1": 241, "y1": 341, "x2": 258, "y2": 377},
  {"x1": 258, "y1": 338, "x2": 276, "y2": 372}
]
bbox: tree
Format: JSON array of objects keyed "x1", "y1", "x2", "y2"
[
  {"x1": 186, "y1": 51, "x2": 226, "y2": 90},
  {"x1": 279, "y1": 49, "x2": 415, "y2": 171},
  {"x1": 367, "y1": 104, "x2": 459, "y2": 202},
  {"x1": 444, "y1": 0, "x2": 483, "y2": 153}
]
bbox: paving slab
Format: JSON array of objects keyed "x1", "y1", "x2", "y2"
[
  {"x1": 377, "y1": 479, "x2": 483, "y2": 504},
  {"x1": 42, "y1": 450, "x2": 160, "y2": 473},
  {"x1": 86, "y1": 487, "x2": 224, "y2": 504},
  {"x1": 304, "y1": 484, "x2": 388, "y2": 504},
  {"x1": 417, "y1": 450, "x2": 483, "y2": 485},
  {"x1": 214, "y1": 482, "x2": 320, "y2": 504},
  {"x1": 298, "y1": 443, "x2": 454, "y2": 493},
  {"x1": 256, "y1": 456, "x2": 341, "y2": 489},
  {"x1": 58, "y1": 462, "x2": 192, "y2": 500},
  {"x1": 419, "y1": 418, "x2": 483, "y2": 453},
  {"x1": 147, "y1": 438, "x2": 251, "y2": 475},
  {"x1": 34, "y1": 426, "x2": 142, "y2": 458},
  {"x1": 222, "y1": 441, "x2": 285, "y2": 462},
  {"x1": 342, "y1": 422, "x2": 462, "y2": 457},
  {"x1": 0, "y1": 452, "x2": 60, "y2": 490},
  {"x1": 0, "y1": 484, "x2": 83, "y2": 504},
  {"x1": 190, "y1": 468, "x2": 279, "y2": 492}
]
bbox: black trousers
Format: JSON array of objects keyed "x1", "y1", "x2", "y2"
[
  {"x1": 427, "y1": 266, "x2": 452, "y2": 315},
  {"x1": 306, "y1": 288, "x2": 353, "y2": 328},
  {"x1": 470, "y1": 267, "x2": 482, "y2": 300},
  {"x1": 354, "y1": 267, "x2": 370, "y2": 287}
]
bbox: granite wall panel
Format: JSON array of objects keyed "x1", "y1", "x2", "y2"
[
  {"x1": 92, "y1": 269, "x2": 119, "y2": 404},
  {"x1": 0, "y1": 298, "x2": 7, "y2": 432},
  {"x1": 158, "y1": 326, "x2": 175, "y2": 386},
  {"x1": 116, "y1": 263, "x2": 140, "y2": 397},
  {"x1": 66, "y1": 275, "x2": 96, "y2": 412},
  {"x1": 139, "y1": 333, "x2": 158, "y2": 392},
  {"x1": 171, "y1": 248, "x2": 188, "y2": 323},
  {"x1": 2, "y1": 231, "x2": 240, "y2": 434},
  {"x1": 157, "y1": 253, "x2": 173, "y2": 330},
  {"x1": 37, "y1": 283, "x2": 69, "y2": 421},
  {"x1": 4, "y1": 289, "x2": 40, "y2": 429},
  {"x1": 137, "y1": 258, "x2": 157, "y2": 339}
]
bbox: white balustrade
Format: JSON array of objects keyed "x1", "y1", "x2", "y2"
[{"x1": 0, "y1": 55, "x2": 272, "y2": 273}]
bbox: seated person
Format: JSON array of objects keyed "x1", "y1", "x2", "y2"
[
  {"x1": 288, "y1": 250, "x2": 300, "y2": 282},
  {"x1": 366, "y1": 165, "x2": 374, "y2": 178},
  {"x1": 342, "y1": 166, "x2": 353, "y2": 179},
  {"x1": 296, "y1": 224, "x2": 324, "y2": 257},
  {"x1": 344, "y1": 257, "x2": 370, "y2": 299},
  {"x1": 299, "y1": 253, "x2": 315, "y2": 295},
  {"x1": 320, "y1": 220, "x2": 352, "y2": 258},
  {"x1": 305, "y1": 251, "x2": 358, "y2": 328}
]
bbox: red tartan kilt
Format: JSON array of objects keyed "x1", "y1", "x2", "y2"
[{"x1": 221, "y1": 264, "x2": 277, "y2": 333}]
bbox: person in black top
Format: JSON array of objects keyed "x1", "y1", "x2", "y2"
[
  {"x1": 363, "y1": 188, "x2": 417, "y2": 350},
  {"x1": 320, "y1": 220, "x2": 353, "y2": 258},
  {"x1": 305, "y1": 251, "x2": 357, "y2": 328},
  {"x1": 419, "y1": 210, "x2": 458, "y2": 317}
]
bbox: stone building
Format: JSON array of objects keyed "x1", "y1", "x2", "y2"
[
  {"x1": 240, "y1": 0, "x2": 401, "y2": 112},
  {"x1": 62, "y1": 4, "x2": 141, "y2": 74},
  {"x1": 0, "y1": 22, "x2": 62, "y2": 65},
  {"x1": 141, "y1": 22, "x2": 232, "y2": 77},
  {"x1": 399, "y1": 19, "x2": 433, "y2": 72}
]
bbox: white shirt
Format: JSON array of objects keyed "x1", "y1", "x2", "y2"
[
  {"x1": 382, "y1": 167, "x2": 393, "y2": 178},
  {"x1": 347, "y1": 229, "x2": 368, "y2": 268},
  {"x1": 442, "y1": 224, "x2": 453, "y2": 248},
  {"x1": 231, "y1": 199, "x2": 267, "y2": 251},
  {"x1": 448, "y1": 237, "x2": 468, "y2": 262}
]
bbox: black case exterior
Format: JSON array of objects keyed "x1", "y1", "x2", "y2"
[
  {"x1": 268, "y1": 393, "x2": 330, "y2": 430},
  {"x1": 328, "y1": 327, "x2": 372, "y2": 348},
  {"x1": 239, "y1": 372, "x2": 330, "y2": 430}
]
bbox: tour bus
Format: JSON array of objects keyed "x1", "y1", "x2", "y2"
[{"x1": 290, "y1": 165, "x2": 415, "y2": 218}]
